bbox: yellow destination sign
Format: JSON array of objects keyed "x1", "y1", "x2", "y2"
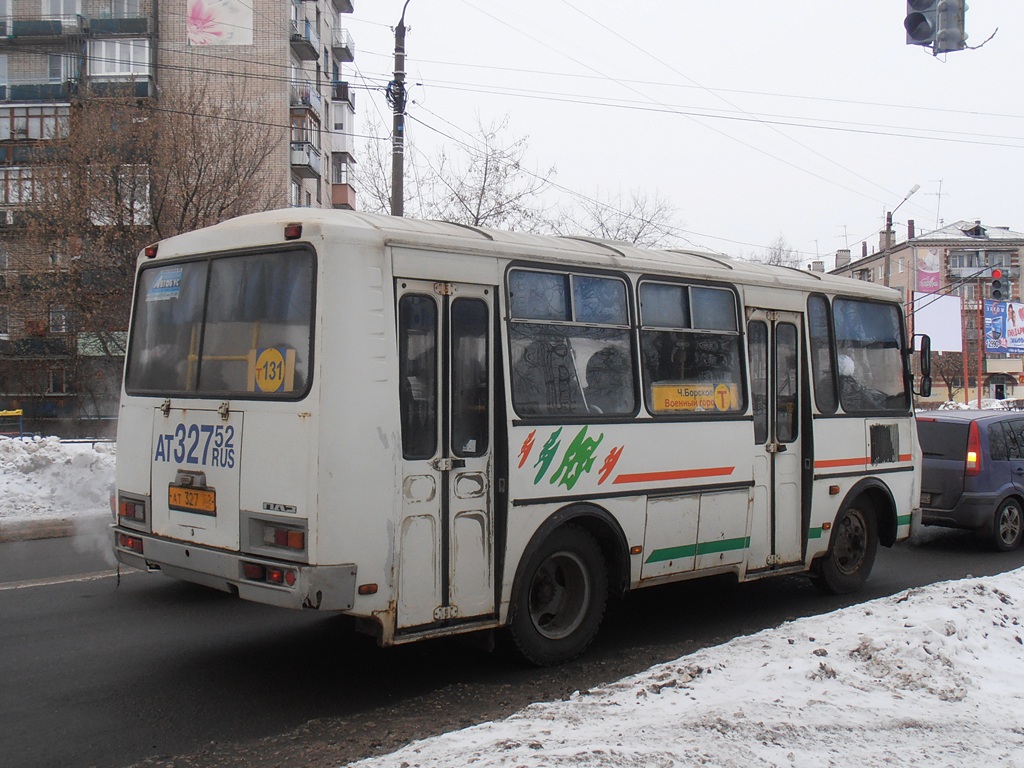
[{"x1": 652, "y1": 383, "x2": 737, "y2": 412}]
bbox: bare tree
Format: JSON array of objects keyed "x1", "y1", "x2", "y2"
[
  {"x1": 748, "y1": 235, "x2": 800, "y2": 268},
  {"x1": 356, "y1": 114, "x2": 555, "y2": 231},
  {"x1": 550, "y1": 188, "x2": 680, "y2": 248},
  {"x1": 9, "y1": 80, "x2": 281, "y2": 424},
  {"x1": 931, "y1": 351, "x2": 965, "y2": 402},
  {"x1": 149, "y1": 80, "x2": 281, "y2": 239}
]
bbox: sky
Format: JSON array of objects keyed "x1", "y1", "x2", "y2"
[
  {"x1": 344, "y1": 1, "x2": 1024, "y2": 268},
  {"x1": 3, "y1": 436, "x2": 1024, "y2": 766}
]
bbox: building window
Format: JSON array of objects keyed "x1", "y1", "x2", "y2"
[
  {"x1": 88, "y1": 39, "x2": 151, "y2": 78},
  {"x1": 898, "y1": 258, "x2": 905, "y2": 273},
  {"x1": 46, "y1": 0, "x2": 81, "y2": 15},
  {"x1": 290, "y1": 180, "x2": 301, "y2": 207},
  {"x1": 0, "y1": 105, "x2": 69, "y2": 142},
  {"x1": 48, "y1": 368, "x2": 67, "y2": 394},
  {"x1": 1, "y1": 168, "x2": 36, "y2": 205},
  {"x1": 0, "y1": 306, "x2": 8, "y2": 337},
  {"x1": 49, "y1": 305, "x2": 67, "y2": 333},
  {"x1": 111, "y1": 0, "x2": 141, "y2": 16}
]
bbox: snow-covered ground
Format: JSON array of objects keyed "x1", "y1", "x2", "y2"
[
  {"x1": 3, "y1": 436, "x2": 1023, "y2": 767},
  {"x1": 351, "y1": 569, "x2": 1024, "y2": 768},
  {"x1": 0, "y1": 436, "x2": 114, "y2": 526}
]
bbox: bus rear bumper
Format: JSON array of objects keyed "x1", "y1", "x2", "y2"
[{"x1": 112, "y1": 526, "x2": 357, "y2": 611}]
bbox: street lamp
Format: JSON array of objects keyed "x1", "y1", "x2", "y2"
[{"x1": 883, "y1": 184, "x2": 920, "y2": 287}]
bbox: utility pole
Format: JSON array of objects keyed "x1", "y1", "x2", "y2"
[{"x1": 388, "y1": 0, "x2": 412, "y2": 217}]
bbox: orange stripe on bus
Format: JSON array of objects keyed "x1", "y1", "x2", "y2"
[
  {"x1": 816, "y1": 454, "x2": 914, "y2": 469},
  {"x1": 815, "y1": 457, "x2": 869, "y2": 468},
  {"x1": 613, "y1": 466, "x2": 735, "y2": 484}
]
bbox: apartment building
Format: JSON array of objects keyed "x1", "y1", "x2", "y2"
[{"x1": 0, "y1": 0, "x2": 357, "y2": 433}]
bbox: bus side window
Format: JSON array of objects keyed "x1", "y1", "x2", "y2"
[{"x1": 807, "y1": 295, "x2": 838, "y2": 413}]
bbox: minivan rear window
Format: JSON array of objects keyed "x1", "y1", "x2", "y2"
[{"x1": 916, "y1": 419, "x2": 968, "y2": 460}]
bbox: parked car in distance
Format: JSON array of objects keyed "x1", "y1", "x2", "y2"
[{"x1": 917, "y1": 410, "x2": 1024, "y2": 551}]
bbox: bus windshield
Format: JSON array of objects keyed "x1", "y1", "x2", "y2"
[{"x1": 124, "y1": 248, "x2": 315, "y2": 398}]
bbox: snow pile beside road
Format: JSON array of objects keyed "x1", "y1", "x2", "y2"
[
  {"x1": 0, "y1": 437, "x2": 115, "y2": 523},
  {"x1": 351, "y1": 570, "x2": 1024, "y2": 768}
]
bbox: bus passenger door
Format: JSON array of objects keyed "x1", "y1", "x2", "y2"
[
  {"x1": 396, "y1": 280, "x2": 495, "y2": 632},
  {"x1": 746, "y1": 310, "x2": 804, "y2": 570}
]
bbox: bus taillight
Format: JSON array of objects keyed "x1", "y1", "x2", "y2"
[
  {"x1": 263, "y1": 524, "x2": 305, "y2": 551},
  {"x1": 118, "y1": 498, "x2": 146, "y2": 524},
  {"x1": 118, "y1": 533, "x2": 144, "y2": 554},
  {"x1": 242, "y1": 561, "x2": 296, "y2": 587}
]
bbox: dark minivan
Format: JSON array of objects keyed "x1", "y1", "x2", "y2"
[{"x1": 917, "y1": 410, "x2": 1024, "y2": 551}]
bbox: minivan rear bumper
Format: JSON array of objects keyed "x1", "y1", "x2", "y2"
[{"x1": 920, "y1": 492, "x2": 998, "y2": 531}]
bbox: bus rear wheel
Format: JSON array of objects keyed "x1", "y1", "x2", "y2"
[
  {"x1": 812, "y1": 503, "x2": 878, "y2": 595},
  {"x1": 509, "y1": 525, "x2": 608, "y2": 666}
]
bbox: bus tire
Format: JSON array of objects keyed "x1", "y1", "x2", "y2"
[
  {"x1": 509, "y1": 525, "x2": 608, "y2": 666},
  {"x1": 812, "y1": 502, "x2": 878, "y2": 595}
]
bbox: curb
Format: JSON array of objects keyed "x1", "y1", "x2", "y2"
[{"x1": 0, "y1": 517, "x2": 107, "y2": 544}]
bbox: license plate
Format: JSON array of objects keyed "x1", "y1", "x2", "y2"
[
  {"x1": 169, "y1": 485, "x2": 217, "y2": 515},
  {"x1": 919, "y1": 492, "x2": 932, "y2": 505}
]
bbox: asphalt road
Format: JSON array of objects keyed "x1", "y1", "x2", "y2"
[{"x1": 2, "y1": 519, "x2": 1023, "y2": 768}]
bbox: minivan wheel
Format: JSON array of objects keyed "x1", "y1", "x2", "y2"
[{"x1": 991, "y1": 499, "x2": 1023, "y2": 552}]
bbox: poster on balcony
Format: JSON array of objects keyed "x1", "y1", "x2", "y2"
[
  {"x1": 187, "y1": 0, "x2": 253, "y2": 46},
  {"x1": 915, "y1": 247, "x2": 942, "y2": 292},
  {"x1": 985, "y1": 300, "x2": 1024, "y2": 353}
]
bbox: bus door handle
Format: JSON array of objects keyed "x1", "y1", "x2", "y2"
[
  {"x1": 430, "y1": 457, "x2": 467, "y2": 472},
  {"x1": 766, "y1": 443, "x2": 787, "y2": 454}
]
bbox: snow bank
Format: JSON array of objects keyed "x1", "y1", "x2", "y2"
[
  {"x1": 0, "y1": 436, "x2": 115, "y2": 523},
  {"x1": 351, "y1": 570, "x2": 1024, "y2": 768}
]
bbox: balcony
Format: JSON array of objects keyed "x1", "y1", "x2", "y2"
[
  {"x1": 332, "y1": 81, "x2": 356, "y2": 110},
  {"x1": 290, "y1": 141, "x2": 322, "y2": 179},
  {"x1": 4, "y1": 77, "x2": 76, "y2": 102},
  {"x1": 331, "y1": 183, "x2": 356, "y2": 210},
  {"x1": 87, "y1": 76, "x2": 153, "y2": 99},
  {"x1": 5, "y1": 14, "x2": 85, "y2": 40},
  {"x1": 290, "y1": 19, "x2": 320, "y2": 61},
  {"x1": 87, "y1": 14, "x2": 150, "y2": 36},
  {"x1": 331, "y1": 27, "x2": 354, "y2": 62},
  {"x1": 331, "y1": 0, "x2": 354, "y2": 12},
  {"x1": 289, "y1": 81, "x2": 323, "y2": 122}
]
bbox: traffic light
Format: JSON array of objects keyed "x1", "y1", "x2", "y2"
[
  {"x1": 991, "y1": 268, "x2": 1004, "y2": 300},
  {"x1": 935, "y1": 0, "x2": 968, "y2": 54},
  {"x1": 906, "y1": 1, "x2": 968, "y2": 53},
  {"x1": 905, "y1": 0, "x2": 939, "y2": 46}
]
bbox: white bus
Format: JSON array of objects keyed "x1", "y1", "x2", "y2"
[{"x1": 113, "y1": 209, "x2": 930, "y2": 665}]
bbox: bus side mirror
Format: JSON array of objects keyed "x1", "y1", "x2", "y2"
[{"x1": 914, "y1": 334, "x2": 932, "y2": 397}]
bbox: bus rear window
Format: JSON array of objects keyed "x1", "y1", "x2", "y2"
[{"x1": 125, "y1": 248, "x2": 315, "y2": 398}]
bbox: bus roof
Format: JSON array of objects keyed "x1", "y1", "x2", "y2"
[{"x1": 148, "y1": 208, "x2": 902, "y2": 303}]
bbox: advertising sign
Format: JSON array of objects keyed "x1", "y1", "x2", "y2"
[{"x1": 985, "y1": 300, "x2": 1024, "y2": 353}]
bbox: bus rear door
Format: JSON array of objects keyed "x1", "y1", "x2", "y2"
[{"x1": 395, "y1": 280, "x2": 496, "y2": 631}]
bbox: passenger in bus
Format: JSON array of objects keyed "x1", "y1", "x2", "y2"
[
  {"x1": 838, "y1": 353, "x2": 886, "y2": 410},
  {"x1": 513, "y1": 338, "x2": 583, "y2": 416},
  {"x1": 584, "y1": 346, "x2": 633, "y2": 414}
]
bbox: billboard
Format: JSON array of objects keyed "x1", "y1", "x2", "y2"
[{"x1": 985, "y1": 300, "x2": 1024, "y2": 353}]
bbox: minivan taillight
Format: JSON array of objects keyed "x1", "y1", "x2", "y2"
[{"x1": 966, "y1": 421, "x2": 982, "y2": 476}]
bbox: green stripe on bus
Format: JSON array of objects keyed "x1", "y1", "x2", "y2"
[
  {"x1": 808, "y1": 527, "x2": 823, "y2": 539},
  {"x1": 897, "y1": 514, "x2": 912, "y2": 527},
  {"x1": 645, "y1": 536, "x2": 750, "y2": 564}
]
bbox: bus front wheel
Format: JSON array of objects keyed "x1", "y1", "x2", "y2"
[
  {"x1": 812, "y1": 503, "x2": 878, "y2": 595},
  {"x1": 509, "y1": 525, "x2": 608, "y2": 666}
]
